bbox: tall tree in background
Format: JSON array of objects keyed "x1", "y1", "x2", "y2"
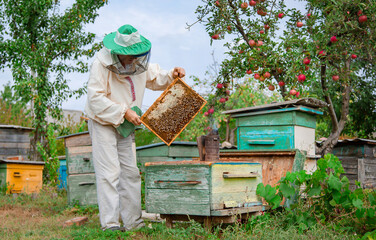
[
  {"x1": 194, "y1": 0, "x2": 376, "y2": 155},
  {"x1": 0, "y1": 0, "x2": 107, "y2": 161}
]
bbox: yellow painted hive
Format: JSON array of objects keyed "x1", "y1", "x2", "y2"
[{"x1": 0, "y1": 160, "x2": 44, "y2": 194}]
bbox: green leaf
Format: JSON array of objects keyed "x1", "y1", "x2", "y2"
[
  {"x1": 270, "y1": 195, "x2": 282, "y2": 209},
  {"x1": 369, "y1": 192, "x2": 376, "y2": 206},
  {"x1": 307, "y1": 185, "x2": 321, "y2": 197},
  {"x1": 329, "y1": 199, "x2": 337, "y2": 207},
  {"x1": 352, "y1": 198, "x2": 363, "y2": 209},
  {"x1": 366, "y1": 208, "x2": 375, "y2": 218},
  {"x1": 328, "y1": 174, "x2": 342, "y2": 191},
  {"x1": 355, "y1": 208, "x2": 365, "y2": 220},
  {"x1": 256, "y1": 183, "x2": 266, "y2": 197},
  {"x1": 279, "y1": 183, "x2": 295, "y2": 198}
]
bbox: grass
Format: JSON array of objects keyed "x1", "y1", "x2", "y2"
[{"x1": 0, "y1": 186, "x2": 368, "y2": 240}]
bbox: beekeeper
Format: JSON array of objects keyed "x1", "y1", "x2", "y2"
[{"x1": 85, "y1": 24, "x2": 185, "y2": 231}]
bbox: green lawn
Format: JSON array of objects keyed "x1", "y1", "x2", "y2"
[{"x1": 0, "y1": 186, "x2": 363, "y2": 240}]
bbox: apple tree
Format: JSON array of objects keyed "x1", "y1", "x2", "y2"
[
  {"x1": 194, "y1": 0, "x2": 376, "y2": 154},
  {"x1": 178, "y1": 53, "x2": 281, "y2": 145},
  {"x1": 0, "y1": 0, "x2": 107, "y2": 182}
]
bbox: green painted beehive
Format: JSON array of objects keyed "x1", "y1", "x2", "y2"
[
  {"x1": 223, "y1": 98, "x2": 326, "y2": 156},
  {"x1": 59, "y1": 131, "x2": 97, "y2": 205},
  {"x1": 136, "y1": 142, "x2": 199, "y2": 171},
  {"x1": 145, "y1": 161, "x2": 262, "y2": 216}
]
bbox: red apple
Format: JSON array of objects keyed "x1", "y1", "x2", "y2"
[
  {"x1": 303, "y1": 57, "x2": 311, "y2": 65},
  {"x1": 249, "y1": 0, "x2": 257, "y2": 6},
  {"x1": 318, "y1": 50, "x2": 326, "y2": 56},
  {"x1": 296, "y1": 22, "x2": 304, "y2": 28},
  {"x1": 278, "y1": 81, "x2": 285, "y2": 87},
  {"x1": 225, "y1": 96, "x2": 229, "y2": 101},
  {"x1": 219, "y1": 98, "x2": 226, "y2": 103},
  {"x1": 330, "y1": 36, "x2": 338, "y2": 42},
  {"x1": 264, "y1": 72, "x2": 271, "y2": 78},
  {"x1": 332, "y1": 75, "x2": 340, "y2": 81},
  {"x1": 239, "y1": 50, "x2": 244, "y2": 54},
  {"x1": 254, "y1": 73, "x2": 260, "y2": 79},
  {"x1": 357, "y1": 10, "x2": 363, "y2": 16},
  {"x1": 307, "y1": 13, "x2": 311, "y2": 18},
  {"x1": 204, "y1": 112, "x2": 209, "y2": 116},
  {"x1": 268, "y1": 85, "x2": 275, "y2": 91},
  {"x1": 217, "y1": 83, "x2": 223, "y2": 88},
  {"x1": 227, "y1": 25, "x2": 232, "y2": 31},
  {"x1": 246, "y1": 69, "x2": 252, "y2": 74},
  {"x1": 215, "y1": 0, "x2": 220, "y2": 7},
  {"x1": 278, "y1": 13, "x2": 284, "y2": 18},
  {"x1": 249, "y1": 39, "x2": 256, "y2": 46},
  {"x1": 298, "y1": 74, "x2": 306, "y2": 82},
  {"x1": 226, "y1": 89, "x2": 231, "y2": 95},
  {"x1": 257, "y1": 40, "x2": 263, "y2": 46},
  {"x1": 351, "y1": 54, "x2": 357, "y2": 59},
  {"x1": 212, "y1": 34, "x2": 219, "y2": 40},
  {"x1": 259, "y1": 30, "x2": 265, "y2": 34},
  {"x1": 208, "y1": 108, "x2": 214, "y2": 114},
  {"x1": 241, "y1": 2, "x2": 248, "y2": 9},
  {"x1": 296, "y1": 91, "x2": 300, "y2": 97},
  {"x1": 290, "y1": 89, "x2": 297, "y2": 95},
  {"x1": 264, "y1": 24, "x2": 270, "y2": 30},
  {"x1": 259, "y1": 76, "x2": 265, "y2": 81},
  {"x1": 358, "y1": 15, "x2": 367, "y2": 23},
  {"x1": 277, "y1": 68, "x2": 283, "y2": 74}
]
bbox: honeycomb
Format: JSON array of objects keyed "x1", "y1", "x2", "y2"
[{"x1": 141, "y1": 78, "x2": 206, "y2": 146}]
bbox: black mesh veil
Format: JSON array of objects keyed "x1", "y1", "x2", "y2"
[{"x1": 106, "y1": 51, "x2": 151, "y2": 75}]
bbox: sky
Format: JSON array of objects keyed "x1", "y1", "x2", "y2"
[
  {"x1": 0, "y1": 0, "x2": 227, "y2": 112},
  {"x1": 0, "y1": 0, "x2": 306, "y2": 113}
]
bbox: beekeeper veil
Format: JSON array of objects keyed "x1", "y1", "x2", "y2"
[{"x1": 103, "y1": 24, "x2": 152, "y2": 75}]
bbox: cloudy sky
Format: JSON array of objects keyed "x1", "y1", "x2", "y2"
[{"x1": 0, "y1": 0, "x2": 227, "y2": 112}]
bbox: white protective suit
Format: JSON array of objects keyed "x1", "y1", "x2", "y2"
[{"x1": 85, "y1": 47, "x2": 175, "y2": 230}]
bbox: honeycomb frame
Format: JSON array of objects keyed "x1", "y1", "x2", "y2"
[{"x1": 140, "y1": 78, "x2": 207, "y2": 146}]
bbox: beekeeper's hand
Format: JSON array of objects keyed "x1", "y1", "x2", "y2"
[
  {"x1": 172, "y1": 67, "x2": 185, "y2": 79},
  {"x1": 124, "y1": 109, "x2": 141, "y2": 125}
]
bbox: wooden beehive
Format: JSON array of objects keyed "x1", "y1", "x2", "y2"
[
  {"x1": 331, "y1": 138, "x2": 376, "y2": 190},
  {"x1": 136, "y1": 141, "x2": 199, "y2": 172},
  {"x1": 223, "y1": 98, "x2": 326, "y2": 156},
  {"x1": 141, "y1": 78, "x2": 206, "y2": 146},
  {"x1": 0, "y1": 125, "x2": 33, "y2": 160},
  {"x1": 59, "y1": 131, "x2": 97, "y2": 205},
  {"x1": 145, "y1": 161, "x2": 263, "y2": 216},
  {"x1": 0, "y1": 159, "x2": 44, "y2": 194}
]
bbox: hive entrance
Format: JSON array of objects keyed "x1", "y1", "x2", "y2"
[{"x1": 141, "y1": 78, "x2": 206, "y2": 145}]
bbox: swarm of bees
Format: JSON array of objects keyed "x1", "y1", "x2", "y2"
[{"x1": 141, "y1": 79, "x2": 206, "y2": 145}]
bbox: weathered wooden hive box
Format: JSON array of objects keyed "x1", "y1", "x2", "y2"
[
  {"x1": 218, "y1": 98, "x2": 327, "y2": 188},
  {"x1": 0, "y1": 125, "x2": 33, "y2": 160},
  {"x1": 145, "y1": 161, "x2": 263, "y2": 216},
  {"x1": 223, "y1": 98, "x2": 326, "y2": 157},
  {"x1": 136, "y1": 142, "x2": 199, "y2": 172},
  {"x1": 0, "y1": 159, "x2": 44, "y2": 194},
  {"x1": 332, "y1": 138, "x2": 376, "y2": 190},
  {"x1": 219, "y1": 150, "x2": 307, "y2": 187},
  {"x1": 59, "y1": 131, "x2": 97, "y2": 205}
]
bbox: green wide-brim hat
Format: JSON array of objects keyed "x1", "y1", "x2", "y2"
[{"x1": 103, "y1": 24, "x2": 151, "y2": 56}]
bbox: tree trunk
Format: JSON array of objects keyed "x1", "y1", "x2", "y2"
[{"x1": 317, "y1": 61, "x2": 352, "y2": 155}]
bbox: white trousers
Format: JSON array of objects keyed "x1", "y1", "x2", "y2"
[{"x1": 88, "y1": 120, "x2": 143, "y2": 230}]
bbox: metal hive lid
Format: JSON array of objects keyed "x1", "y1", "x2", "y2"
[{"x1": 222, "y1": 98, "x2": 328, "y2": 115}]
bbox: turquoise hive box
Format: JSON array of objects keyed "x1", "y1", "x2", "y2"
[{"x1": 223, "y1": 98, "x2": 327, "y2": 157}]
